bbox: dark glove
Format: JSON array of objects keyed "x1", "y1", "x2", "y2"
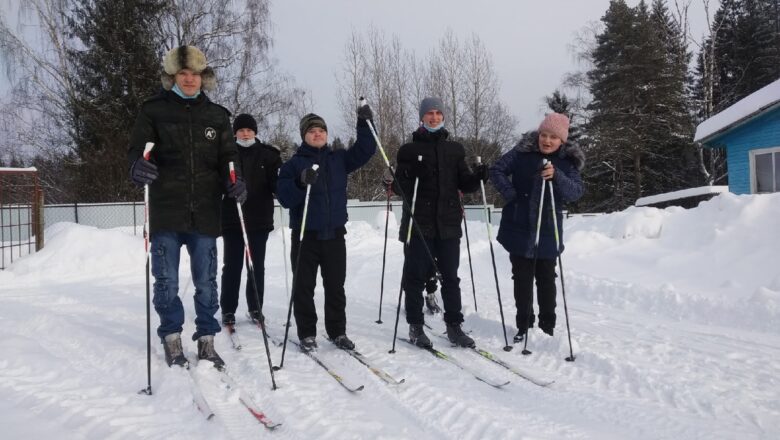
[
  {"x1": 227, "y1": 177, "x2": 248, "y2": 204},
  {"x1": 357, "y1": 103, "x2": 373, "y2": 121},
  {"x1": 474, "y1": 163, "x2": 490, "y2": 182},
  {"x1": 407, "y1": 160, "x2": 431, "y2": 180},
  {"x1": 130, "y1": 157, "x2": 158, "y2": 187},
  {"x1": 299, "y1": 168, "x2": 319, "y2": 186}
]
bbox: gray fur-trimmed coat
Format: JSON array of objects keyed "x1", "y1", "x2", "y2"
[{"x1": 489, "y1": 131, "x2": 585, "y2": 259}]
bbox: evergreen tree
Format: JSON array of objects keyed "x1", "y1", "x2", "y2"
[
  {"x1": 66, "y1": 0, "x2": 166, "y2": 202},
  {"x1": 584, "y1": 0, "x2": 698, "y2": 212}
]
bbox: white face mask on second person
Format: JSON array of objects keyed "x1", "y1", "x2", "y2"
[{"x1": 236, "y1": 138, "x2": 254, "y2": 148}]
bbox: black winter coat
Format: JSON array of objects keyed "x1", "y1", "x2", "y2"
[
  {"x1": 128, "y1": 90, "x2": 237, "y2": 237},
  {"x1": 395, "y1": 127, "x2": 482, "y2": 242},
  {"x1": 221, "y1": 140, "x2": 282, "y2": 233}
]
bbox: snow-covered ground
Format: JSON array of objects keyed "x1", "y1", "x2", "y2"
[{"x1": 1, "y1": 192, "x2": 778, "y2": 439}]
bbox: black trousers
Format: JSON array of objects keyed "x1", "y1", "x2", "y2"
[
  {"x1": 403, "y1": 234, "x2": 463, "y2": 325},
  {"x1": 510, "y1": 255, "x2": 557, "y2": 332},
  {"x1": 220, "y1": 229, "x2": 270, "y2": 315},
  {"x1": 290, "y1": 232, "x2": 347, "y2": 340}
]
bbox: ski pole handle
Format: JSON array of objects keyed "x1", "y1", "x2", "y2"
[
  {"x1": 143, "y1": 142, "x2": 154, "y2": 161},
  {"x1": 229, "y1": 161, "x2": 237, "y2": 184}
]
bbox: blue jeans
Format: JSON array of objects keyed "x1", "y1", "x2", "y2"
[{"x1": 151, "y1": 231, "x2": 221, "y2": 341}]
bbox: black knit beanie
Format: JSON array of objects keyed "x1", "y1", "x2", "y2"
[
  {"x1": 233, "y1": 113, "x2": 258, "y2": 134},
  {"x1": 299, "y1": 113, "x2": 327, "y2": 140}
]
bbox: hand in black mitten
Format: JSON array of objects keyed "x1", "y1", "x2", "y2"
[
  {"x1": 357, "y1": 103, "x2": 373, "y2": 121},
  {"x1": 131, "y1": 157, "x2": 158, "y2": 187},
  {"x1": 227, "y1": 177, "x2": 247, "y2": 204},
  {"x1": 474, "y1": 164, "x2": 490, "y2": 182},
  {"x1": 299, "y1": 168, "x2": 319, "y2": 186}
]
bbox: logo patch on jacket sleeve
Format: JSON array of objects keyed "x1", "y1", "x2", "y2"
[{"x1": 205, "y1": 127, "x2": 216, "y2": 140}]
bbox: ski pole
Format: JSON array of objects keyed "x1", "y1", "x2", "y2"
[
  {"x1": 522, "y1": 159, "x2": 548, "y2": 355},
  {"x1": 547, "y1": 179, "x2": 575, "y2": 362},
  {"x1": 229, "y1": 162, "x2": 277, "y2": 389},
  {"x1": 477, "y1": 156, "x2": 512, "y2": 352},
  {"x1": 275, "y1": 163, "x2": 319, "y2": 370},
  {"x1": 389, "y1": 156, "x2": 423, "y2": 353},
  {"x1": 279, "y1": 204, "x2": 291, "y2": 302},
  {"x1": 376, "y1": 183, "x2": 392, "y2": 324},
  {"x1": 139, "y1": 141, "x2": 154, "y2": 396},
  {"x1": 460, "y1": 191, "x2": 477, "y2": 313}
]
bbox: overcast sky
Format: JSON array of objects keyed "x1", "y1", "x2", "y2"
[{"x1": 270, "y1": 0, "x2": 718, "y2": 137}]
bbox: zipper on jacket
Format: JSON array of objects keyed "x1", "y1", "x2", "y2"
[{"x1": 187, "y1": 104, "x2": 195, "y2": 220}]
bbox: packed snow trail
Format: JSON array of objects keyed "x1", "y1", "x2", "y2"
[{"x1": 0, "y1": 193, "x2": 778, "y2": 439}]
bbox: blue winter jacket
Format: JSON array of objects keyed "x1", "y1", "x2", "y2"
[
  {"x1": 276, "y1": 124, "x2": 376, "y2": 239},
  {"x1": 489, "y1": 131, "x2": 585, "y2": 259}
]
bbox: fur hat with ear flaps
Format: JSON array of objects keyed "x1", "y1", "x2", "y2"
[{"x1": 160, "y1": 45, "x2": 216, "y2": 92}]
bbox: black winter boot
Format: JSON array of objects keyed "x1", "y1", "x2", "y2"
[
  {"x1": 197, "y1": 335, "x2": 225, "y2": 371},
  {"x1": 332, "y1": 334, "x2": 355, "y2": 350},
  {"x1": 248, "y1": 310, "x2": 265, "y2": 328},
  {"x1": 446, "y1": 323, "x2": 475, "y2": 348},
  {"x1": 163, "y1": 333, "x2": 188, "y2": 368},
  {"x1": 222, "y1": 312, "x2": 236, "y2": 326},
  {"x1": 409, "y1": 324, "x2": 432, "y2": 348},
  {"x1": 299, "y1": 336, "x2": 317, "y2": 353}
]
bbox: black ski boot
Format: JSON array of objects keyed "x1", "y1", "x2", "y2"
[
  {"x1": 425, "y1": 293, "x2": 442, "y2": 314},
  {"x1": 446, "y1": 323, "x2": 475, "y2": 348},
  {"x1": 222, "y1": 312, "x2": 236, "y2": 326},
  {"x1": 513, "y1": 329, "x2": 525, "y2": 343},
  {"x1": 409, "y1": 324, "x2": 432, "y2": 348},
  {"x1": 332, "y1": 334, "x2": 355, "y2": 350},
  {"x1": 163, "y1": 333, "x2": 189, "y2": 368},
  {"x1": 197, "y1": 335, "x2": 225, "y2": 371},
  {"x1": 299, "y1": 336, "x2": 317, "y2": 353},
  {"x1": 248, "y1": 310, "x2": 265, "y2": 328}
]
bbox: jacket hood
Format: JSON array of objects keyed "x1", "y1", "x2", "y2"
[{"x1": 514, "y1": 131, "x2": 585, "y2": 171}]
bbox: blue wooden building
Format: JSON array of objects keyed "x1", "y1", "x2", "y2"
[{"x1": 695, "y1": 78, "x2": 780, "y2": 194}]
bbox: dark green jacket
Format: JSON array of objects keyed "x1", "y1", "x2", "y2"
[{"x1": 128, "y1": 90, "x2": 237, "y2": 237}]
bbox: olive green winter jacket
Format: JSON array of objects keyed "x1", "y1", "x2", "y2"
[{"x1": 128, "y1": 90, "x2": 237, "y2": 237}]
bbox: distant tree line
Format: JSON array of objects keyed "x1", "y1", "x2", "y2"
[
  {"x1": 0, "y1": 0, "x2": 303, "y2": 203},
  {"x1": 1, "y1": 0, "x2": 778, "y2": 212}
]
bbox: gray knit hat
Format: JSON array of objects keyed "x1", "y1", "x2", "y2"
[
  {"x1": 419, "y1": 97, "x2": 445, "y2": 121},
  {"x1": 299, "y1": 113, "x2": 327, "y2": 140}
]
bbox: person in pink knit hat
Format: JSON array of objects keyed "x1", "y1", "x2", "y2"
[{"x1": 488, "y1": 113, "x2": 585, "y2": 343}]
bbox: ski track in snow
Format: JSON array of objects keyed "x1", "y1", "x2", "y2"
[{"x1": 1, "y1": 193, "x2": 779, "y2": 439}]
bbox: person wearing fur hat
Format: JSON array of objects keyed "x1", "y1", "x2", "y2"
[
  {"x1": 219, "y1": 114, "x2": 282, "y2": 328},
  {"x1": 128, "y1": 45, "x2": 245, "y2": 370},
  {"x1": 276, "y1": 103, "x2": 376, "y2": 352},
  {"x1": 489, "y1": 112, "x2": 585, "y2": 343},
  {"x1": 393, "y1": 97, "x2": 490, "y2": 349}
]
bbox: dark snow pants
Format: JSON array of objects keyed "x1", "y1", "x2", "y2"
[
  {"x1": 510, "y1": 255, "x2": 557, "y2": 333},
  {"x1": 219, "y1": 229, "x2": 270, "y2": 316},
  {"x1": 290, "y1": 231, "x2": 347, "y2": 340},
  {"x1": 403, "y1": 234, "x2": 464, "y2": 326}
]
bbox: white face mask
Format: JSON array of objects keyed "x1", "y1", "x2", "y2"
[{"x1": 236, "y1": 138, "x2": 254, "y2": 148}]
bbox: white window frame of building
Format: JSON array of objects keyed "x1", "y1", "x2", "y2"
[{"x1": 749, "y1": 146, "x2": 780, "y2": 193}]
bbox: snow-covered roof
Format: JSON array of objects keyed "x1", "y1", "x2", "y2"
[
  {"x1": 635, "y1": 185, "x2": 729, "y2": 207},
  {"x1": 694, "y1": 78, "x2": 780, "y2": 143}
]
